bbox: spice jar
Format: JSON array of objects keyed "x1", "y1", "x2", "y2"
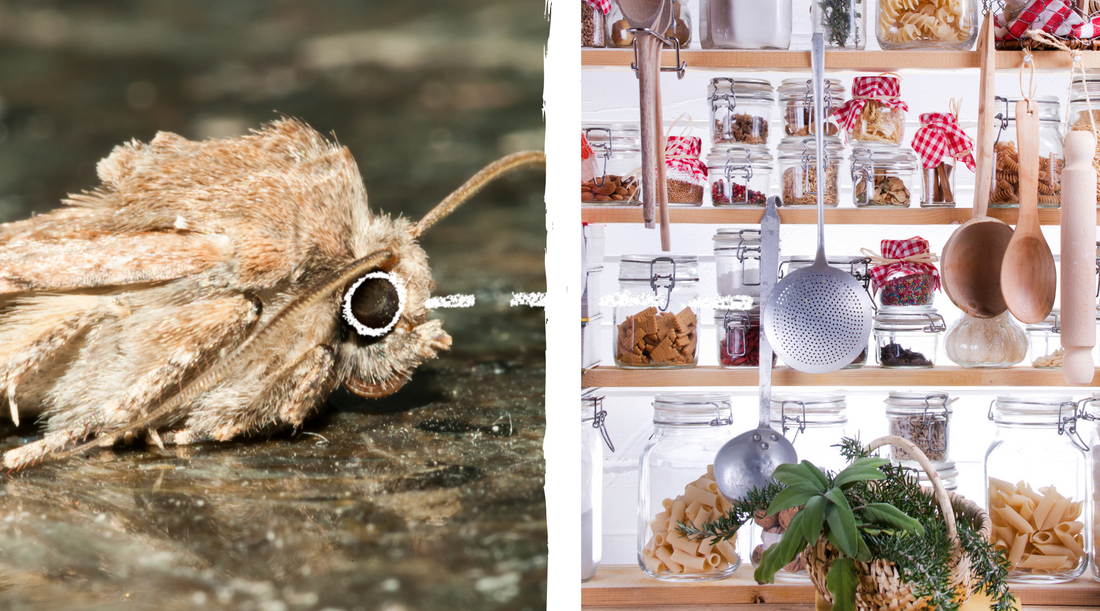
[
  {"x1": 873, "y1": 305, "x2": 946, "y2": 368},
  {"x1": 867, "y1": 237, "x2": 939, "y2": 307},
  {"x1": 944, "y1": 311, "x2": 1027, "y2": 368},
  {"x1": 582, "y1": 123, "x2": 642, "y2": 206},
  {"x1": 713, "y1": 228, "x2": 762, "y2": 297},
  {"x1": 709, "y1": 78, "x2": 773, "y2": 146},
  {"x1": 884, "y1": 392, "x2": 953, "y2": 464},
  {"x1": 777, "y1": 78, "x2": 844, "y2": 137},
  {"x1": 1068, "y1": 74, "x2": 1100, "y2": 208},
  {"x1": 989, "y1": 96, "x2": 1064, "y2": 209},
  {"x1": 876, "y1": 0, "x2": 978, "y2": 50},
  {"x1": 582, "y1": 391, "x2": 614, "y2": 582},
  {"x1": 665, "y1": 134, "x2": 707, "y2": 206},
  {"x1": 833, "y1": 75, "x2": 908, "y2": 145},
  {"x1": 1026, "y1": 310, "x2": 1063, "y2": 368},
  {"x1": 699, "y1": 0, "x2": 792, "y2": 49},
  {"x1": 581, "y1": 0, "x2": 609, "y2": 47},
  {"x1": 986, "y1": 395, "x2": 1089, "y2": 583},
  {"x1": 911, "y1": 109, "x2": 975, "y2": 209},
  {"x1": 638, "y1": 393, "x2": 740, "y2": 580},
  {"x1": 614, "y1": 255, "x2": 699, "y2": 368},
  {"x1": 706, "y1": 145, "x2": 772, "y2": 207},
  {"x1": 777, "y1": 136, "x2": 844, "y2": 207},
  {"x1": 715, "y1": 305, "x2": 777, "y2": 367},
  {"x1": 813, "y1": 0, "x2": 866, "y2": 49},
  {"x1": 850, "y1": 145, "x2": 918, "y2": 207}
]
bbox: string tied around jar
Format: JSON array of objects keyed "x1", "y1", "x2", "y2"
[
  {"x1": 862, "y1": 236, "x2": 941, "y2": 296},
  {"x1": 831, "y1": 73, "x2": 909, "y2": 144},
  {"x1": 911, "y1": 98, "x2": 977, "y2": 172}
]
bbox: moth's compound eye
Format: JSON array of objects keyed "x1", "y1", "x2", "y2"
[{"x1": 343, "y1": 271, "x2": 406, "y2": 337}]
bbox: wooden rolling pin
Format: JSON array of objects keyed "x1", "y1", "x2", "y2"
[{"x1": 1061, "y1": 131, "x2": 1097, "y2": 385}]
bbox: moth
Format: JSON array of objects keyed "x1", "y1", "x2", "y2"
[{"x1": 0, "y1": 118, "x2": 544, "y2": 470}]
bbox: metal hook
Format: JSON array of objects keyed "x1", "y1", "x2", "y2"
[
  {"x1": 628, "y1": 28, "x2": 686, "y2": 79},
  {"x1": 722, "y1": 310, "x2": 749, "y2": 358},
  {"x1": 779, "y1": 400, "x2": 808, "y2": 441},
  {"x1": 722, "y1": 146, "x2": 754, "y2": 205}
]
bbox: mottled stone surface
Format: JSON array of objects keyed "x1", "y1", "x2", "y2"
[{"x1": 0, "y1": 2, "x2": 547, "y2": 609}]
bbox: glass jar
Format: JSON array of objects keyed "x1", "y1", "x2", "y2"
[
  {"x1": 614, "y1": 256, "x2": 699, "y2": 368},
  {"x1": 850, "y1": 145, "x2": 918, "y2": 208},
  {"x1": 582, "y1": 391, "x2": 614, "y2": 582},
  {"x1": 664, "y1": 0, "x2": 692, "y2": 48},
  {"x1": 665, "y1": 131, "x2": 707, "y2": 207},
  {"x1": 581, "y1": 0, "x2": 607, "y2": 47},
  {"x1": 922, "y1": 158, "x2": 958, "y2": 208},
  {"x1": 878, "y1": 271, "x2": 936, "y2": 307},
  {"x1": 841, "y1": 76, "x2": 908, "y2": 145},
  {"x1": 777, "y1": 78, "x2": 845, "y2": 138},
  {"x1": 986, "y1": 395, "x2": 1089, "y2": 583},
  {"x1": 709, "y1": 78, "x2": 773, "y2": 146},
  {"x1": 989, "y1": 96, "x2": 1064, "y2": 209},
  {"x1": 715, "y1": 305, "x2": 777, "y2": 367},
  {"x1": 901, "y1": 460, "x2": 959, "y2": 491},
  {"x1": 944, "y1": 311, "x2": 1027, "y2": 368},
  {"x1": 1068, "y1": 74, "x2": 1100, "y2": 208},
  {"x1": 706, "y1": 145, "x2": 772, "y2": 207},
  {"x1": 713, "y1": 228, "x2": 762, "y2": 297},
  {"x1": 813, "y1": 0, "x2": 867, "y2": 49},
  {"x1": 638, "y1": 393, "x2": 740, "y2": 580},
  {"x1": 1080, "y1": 394, "x2": 1100, "y2": 582},
  {"x1": 884, "y1": 391, "x2": 953, "y2": 464},
  {"x1": 607, "y1": 1, "x2": 691, "y2": 48},
  {"x1": 582, "y1": 123, "x2": 642, "y2": 206},
  {"x1": 876, "y1": 0, "x2": 978, "y2": 50},
  {"x1": 1026, "y1": 310, "x2": 1063, "y2": 368},
  {"x1": 874, "y1": 305, "x2": 946, "y2": 368},
  {"x1": 699, "y1": 0, "x2": 792, "y2": 49},
  {"x1": 777, "y1": 136, "x2": 844, "y2": 207}
]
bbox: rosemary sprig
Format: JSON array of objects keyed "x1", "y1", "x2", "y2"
[{"x1": 818, "y1": 0, "x2": 861, "y2": 48}]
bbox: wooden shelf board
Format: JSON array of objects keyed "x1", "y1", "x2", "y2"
[
  {"x1": 582, "y1": 49, "x2": 1100, "y2": 72},
  {"x1": 582, "y1": 565, "x2": 1100, "y2": 608},
  {"x1": 579, "y1": 206, "x2": 1078, "y2": 225},
  {"x1": 581, "y1": 365, "x2": 1100, "y2": 388}
]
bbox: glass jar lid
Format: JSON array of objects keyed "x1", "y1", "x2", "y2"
[
  {"x1": 850, "y1": 145, "x2": 919, "y2": 172},
  {"x1": 653, "y1": 392, "x2": 733, "y2": 426},
  {"x1": 777, "y1": 136, "x2": 845, "y2": 161},
  {"x1": 769, "y1": 393, "x2": 848, "y2": 430},
  {"x1": 873, "y1": 305, "x2": 946, "y2": 332},
  {"x1": 1024, "y1": 309, "x2": 1060, "y2": 333},
  {"x1": 708, "y1": 77, "x2": 774, "y2": 103},
  {"x1": 997, "y1": 95, "x2": 1061, "y2": 122},
  {"x1": 1069, "y1": 74, "x2": 1100, "y2": 102},
  {"x1": 884, "y1": 391, "x2": 954, "y2": 417},
  {"x1": 777, "y1": 77, "x2": 845, "y2": 103},
  {"x1": 618, "y1": 255, "x2": 699, "y2": 282},
  {"x1": 781, "y1": 255, "x2": 871, "y2": 284},
  {"x1": 714, "y1": 304, "x2": 761, "y2": 325},
  {"x1": 581, "y1": 122, "x2": 641, "y2": 154},
  {"x1": 712, "y1": 228, "x2": 763, "y2": 253},
  {"x1": 705, "y1": 145, "x2": 774, "y2": 173},
  {"x1": 990, "y1": 394, "x2": 1076, "y2": 424}
]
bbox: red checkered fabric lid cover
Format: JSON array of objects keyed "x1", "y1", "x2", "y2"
[
  {"x1": 911, "y1": 112, "x2": 976, "y2": 171},
  {"x1": 665, "y1": 135, "x2": 707, "y2": 181},
  {"x1": 868, "y1": 237, "x2": 940, "y2": 293},
  {"x1": 832, "y1": 76, "x2": 909, "y2": 137},
  {"x1": 995, "y1": 0, "x2": 1100, "y2": 40},
  {"x1": 585, "y1": 0, "x2": 612, "y2": 14}
]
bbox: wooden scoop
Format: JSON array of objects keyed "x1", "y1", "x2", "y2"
[
  {"x1": 1001, "y1": 99, "x2": 1057, "y2": 324},
  {"x1": 1061, "y1": 131, "x2": 1097, "y2": 384},
  {"x1": 940, "y1": 12, "x2": 1013, "y2": 318}
]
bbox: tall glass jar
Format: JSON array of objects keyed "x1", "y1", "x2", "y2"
[
  {"x1": 989, "y1": 96, "x2": 1063, "y2": 209},
  {"x1": 1068, "y1": 74, "x2": 1100, "y2": 208},
  {"x1": 582, "y1": 123, "x2": 642, "y2": 205},
  {"x1": 777, "y1": 136, "x2": 844, "y2": 207},
  {"x1": 709, "y1": 78, "x2": 773, "y2": 146},
  {"x1": 777, "y1": 78, "x2": 844, "y2": 138},
  {"x1": 664, "y1": 0, "x2": 692, "y2": 48},
  {"x1": 581, "y1": 0, "x2": 607, "y2": 47},
  {"x1": 1026, "y1": 310, "x2": 1062, "y2": 368},
  {"x1": 582, "y1": 391, "x2": 614, "y2": 582},
  {"x1": 944, "y1": 311, "x2": 1028, "y2": 368},
  {"x1": 713, "y1": 228, "x2": 762, "y2": 297},
  {"x1": 699, "y1": 0, "x2": 792, "y2": 49},
  {"x1": 706, "y1": 145, "x2": 772, "y2": 207},
  {"x1": 614, "y1": 255, "x2": 699, "y2": 368},
  {"x1": 607, "y1": 1, "x2": 691, "y2": 48},
  {"x1": 884, "y1": 391, "x2": 953, "y2": 464},
  {"x1": 876, "y1": 0, "x2": 978, "y2": 50},
  {"x1": 873, "y1": 305, "x2": 946, "y2": 368},
  {"x1": 715, "y1": 304, "x2": 776, "y2": 367},
  {"x1": 850, "y1": 145, "x2": 918, "y2": 208},
  {"x1": 638, "y1": 393, "x2": 740, "y2": 580},
  {"x1": 813, "y1": 0, "x2": 866, "y2": 49},
  {"x1": 1080, "y1": 394, "x2": 1100, "y2": 582},
  {"x1": 922, "y1": 159, "x2": 958, "y2": 208},
  {"x1": 986, "y1": 395, "x2": 1089, "y2": 583}
]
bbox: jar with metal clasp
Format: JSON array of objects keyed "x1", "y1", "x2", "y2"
[
  {"x1": 582, "y1": 390, "x2": 614, "y2": 582},
  {"x1": 613, "y1": 255, "x2": 699, "y2": 368}
]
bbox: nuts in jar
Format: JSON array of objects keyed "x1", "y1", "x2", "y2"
[
  {"x1": 581, "y1": 174, "x2": 638, "y2": 203},
  {"x1": 709, "y1": 78, "x2": 774, "y2": 146}
]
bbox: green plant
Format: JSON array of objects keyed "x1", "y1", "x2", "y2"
[{"x1": 818, "y1": 0, "x2": 861, "y2": 48}]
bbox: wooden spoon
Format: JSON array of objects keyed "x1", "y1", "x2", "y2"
[
  {"x1": 1001, "y1": 99, "x2": 1057, "y2": 324},
  {"x1": 940, "y1": 12, "x2": 1013, "y2": 318}
]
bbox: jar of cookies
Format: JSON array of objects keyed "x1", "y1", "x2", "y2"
[
  {"x1": 582, "y1": 123, "x2": 642, "y2": 205},
  {"x1": 876, "y1": 0, "x2": 978, "y2": 50},
  {"x1": 850, "y1": 145, "x2": 918, "y2": 207},
  {"x1": 777, "y1": 136, "x2": 844, "y2": 207},
  {"x1": 833, "y1": 75, "x2": 908, "y2": 145},
  {"x1": 706, "y1": 145, "x2": 772, "y2": 207},
  {"x1": 638, "y1": 393, "x2": 740, "y2": 580},
  {"x1": 777, "y1": 77, "x2": 844, "y2": 138},
  {"x1": 614, "y1": 255, "x2": 699, "y2": 368},
  {"x1": 709, "y1": 78, "x2": 773, "y2": 146},
  {"x1": 989, "y1": 96, "x2": 1063, "y2": 209}
]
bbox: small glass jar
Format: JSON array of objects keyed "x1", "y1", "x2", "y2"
[
  {"x1": 582, "y1": 123, "x2": 642, "y2": 205},
  {"x1": 713, "y1": 228, "x2": 762, "y2": 297},
  {"x1": 778, "y1": 136, "x2": 844, "y2": 207},
  {"x1": 877, "y1": 270, "x2": 936, "y2": 308},
  {"x1": 843, "y1": 76, "x2": 907, "y2": 145},
  {"x1": 777, "y1": 78, "x2": 845, "y2": 138},
  {"x1": 850, "y1": 145, "x2": 918, "y2": 208},
  {"x1": 706, "y1": 145, "x2": 772, "y2": 207},
  {"x1": 813, "y1": 0, "x2": 867, "y2": 49},
  {"x1": 989, "y1": 96, "x2": 1064, "y2": 209},
  {"x1": 944, "y1": 311, "x2": 1028, "y2": 368},
  {"x1": 664, "y1": 0, "x2": 692, "y2": 48},
  {"x1": 666, "y1": 130, "x2": 707, "y2": 207},
  {"x1": 1026, "y1": 310, "x2": 1063, "y2": 368},
  {"x1": 614, "y1": 255, "x2": 699, "y2": 368},
  {"x1": 699, "y1": 0, "x2": 792, "y2": 49},
  {"x1": 884, "y1": 391, "x2": 953, "y2": 464},
  {"x1": 873, "y1": 305, "x2": 946, "y2": 368},
  {"x1": 638, "y1": 393, "x2": 740, "y2": 580},
  {"x1": 709, "y1": 78, "x2": 773, "y2": 146},
  {"x1": 876, "y1": 0, "x2": 978, "y2": 50},
  {"x1": 582, "y1": 391, "x2": 614, "y2": 582},
  {"x1": 715, "y1": 305, "x2": 777, "y2": 367},
  {"x1": 986, "y1": 395, "x2": 1089, "y2": 583},
  {"x1": 1068, "y1": 75, "x2": 1100, "y2": 208},
  {"x1": 581, "y1": 0, "x2": 607, "y2": 47},
  {"x1": 922, "y1": 157, "x2": 958, "y2": 208},
  {"x1": 901, "y1": 460, "x2": 959, "y2": 491}
]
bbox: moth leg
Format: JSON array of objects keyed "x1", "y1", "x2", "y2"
[
  {"x1": 344, "y1": 319, "x2": 451, "y2": 398},
  {"x1": 3, "y1": 426, "x2": 87, "y2": 470}
]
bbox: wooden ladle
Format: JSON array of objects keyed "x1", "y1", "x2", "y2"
[{"x1": 1001, "y1": 99, "x2": 1057, "y2": 324}]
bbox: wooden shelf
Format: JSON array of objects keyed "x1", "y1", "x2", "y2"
[
  {"x1": 582, "y1": 565, "x2": 1100, "y2": 609},
  {"x1": 582, "y1": 49, "x2": 1100, "y2": 72},
  {"x1": 582, "y1": 365, "x2": 1100, "y2": 388},
  {"x1": 580, "y1": 206, "x2": 1084, "y2": 225}
]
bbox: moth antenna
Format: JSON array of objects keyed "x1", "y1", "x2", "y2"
[
  {"x1": 412, "y1": 150, "x2": 545, "y2": 238},
  {"x1": 51, "y1": 249, "x2": 397, "y2": 463}
]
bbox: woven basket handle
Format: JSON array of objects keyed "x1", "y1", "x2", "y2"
[{"x1": 865, "y1": 435, "x2": 957, "y2": 544}]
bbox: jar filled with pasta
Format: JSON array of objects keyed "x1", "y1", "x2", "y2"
[
  {"x1": 812, "y1": 0, "x2": 867, "y2": 49},
  {"x1": 985, "y1": 395, "x2": 1089, "y2": 583},
  {"x1": 876, "y1": 0, "x2": 978, "y2": 50},
  {"x1": 777, "y1": 136, "x2": 844, "y2": 207},
  {"x1": 581, "y1": 390, "x2": 613, "y2": 582},
  {"x1": 989, "y1": 96, "x2": 1064, "y2": 209},
  {"x1": 706, "y1": 146, "x2": 772, "y2": 207},
  {"x1": 1026, "y1": 310, "x2": 1062, "y2": 368},
  {"x1": 884, "y1": 391, "x2": 954, "y2": 465},
  {"x1": 1067, "y1": 75, "x2": 1100, "y2": 209},
  {"x1": 1079, "y1": 394, "x2": 1100, "y2": 582},
  {"x1": 777, "y1": 77, "x2": 844, "y2": 137},
  {"x1": 709, "y1": 78, "x2": 773, "y2": 146},
  {"x1": 638, "y1": 393, "x2": 740, "y2": 580},
  {"x1": 582, "y1": 123, "x2": 642, "y2": 205},
  {"x1": 715, "y1": 304, "x2": 777, "y2": 367},
  {"x1": 832, "y1": 75, "x2": 908, "y2": 145},
  {"x1": 850, "y1": 145, "x2": 918, "y2": 207},
  {"x1": 713, "y1": 228, "x2": 762, "y2": 297},
  {"x1": 614, "y1": 255, "x2": 699, "y2": 368},
  {"x1": 944, "y1": 311, "x2": 1028, "y2": 368},
  {"x1": 873, "y1": 305, "x2": 946, "y2": 368}
]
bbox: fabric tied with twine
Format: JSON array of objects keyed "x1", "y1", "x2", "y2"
[
  {"x1": 911, "y1": 107, "x2": 976, "y2": 171},
  {"x1": 994, "y1": 0, "x2": 1100, "y2": 40},
  {"x1": 863, "y1": 237, "x2": 941, "y2": 294},
  {"x1": 665, "y1": 135, "x2": 708, "y2": 183},
  {"x1": 832, "y1": 75, "x2": 909, "y2": 137},
  {"x1": 584, "y1": 0, "x2": 612, "y2": 15}
]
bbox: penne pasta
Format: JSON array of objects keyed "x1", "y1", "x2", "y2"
[
  {"x1": 1030, "y1": 494, "x2": 1056, "y2": 532},
  {"x1": 997, "y1": 504, "x2": 1035, "y2": 534},
  {"x1": 714, "y1": 538, "x2": 739, "y2": 565},
  {"x1": 1056, "y1": 529, "x2": 1086, "y2": 559},
  {"x1": 989, "y1": 478, "x2": 1086, "y2": 575},
  {"x1": 683, "y1": 484, "x2": 718, "y2": 508},
  {"x1": 671, "y1": 548, "x2": 707, "y2": 572},
  {"x1": 1040, "y1": 498, "x2": 1071, "y2": 532},
  {"x1": 989, "y1": 476, "x2": 1016, "y2": 494},
  {"x1": 655, "y1": 546, "x2": 682, "y2": 573},
  {"x1": 1017, "y1": 554, "x2": 1070, "y2": 570},
  {"x1": 1056, "y1": 520, "x2": 1084, "y2": 536},
  {"x1": 1008, "y1": 533, "x2": 1029, "y2": 564}
]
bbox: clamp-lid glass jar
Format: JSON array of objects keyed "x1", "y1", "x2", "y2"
[
  {"x1": 614, "y1": 256, "x2": 699, "y2": 368},
  {"x1": 850, "y1": 145, "x2": 918, "y2": 207},
  {"x1": 777, "y1": 78, "x2": 844, "y2": 138},
  {"x1": 884, "y1": 391, "x2": 953, "y2": 464},
  {"x1": 699, "y1": 0, "x2": 792, "y2": 49},
  {"x1": 638, "y1": 393, "x2": 740, "y2": 580},
  {"x1": 986, "y1": 395, "x2": 1089, "y2": 583},
  {"x1": 1079, "y1": 395, "x2": 1100, "y2": 582},
  {"x1": 873, "y1": 305, "x2": 946, "y2": 368},
  {"x1": 715, "y1": 304, "x2": 776, "y2": 368},
  {"x1": 581, "y1": 0, "x2": 607, "y2": 47},
  {"x1": 944, "y1": 311, "x2": 1028, "y2": 368},
  {"x1": 1068, "y1": 74, "x2": 1100, "y2": 208},
  {"x1": 582, "y1": 390, "x2": 614, "y2": 582},
  {"x1": 706, "y1": 145, "x2": 772, "y2": 207},
  {"x1": 582, "y1": 123, "x2": 642, "y2": 205},
  {"x1": 1026, "y1": 310, "x2": 1062, "y2": 368},
  {"x1": 709, "y1": 78, "x2": 773, "y2": 146},
  {"x1": 778, "y1": 136, "x2": 844, "y2": 207},
  {"x1": 989, "y1": 96, "x2": 1064, "y2": 209},
  {"x1": 812, "y1": 0, "x2": 867, "y2": 49},
  {"x1": 713, "y1": 228, "x2": 763, "y2": 297},
  {"x1": 607, "y1": 0, "x2": 691, "y2": 48},
  {"x1": 876, "y1": 0, "x2": 978, "y2": 50}
]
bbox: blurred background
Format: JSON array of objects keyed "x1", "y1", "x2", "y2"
[{"x1": 0, "y1": 2, "x2": 547, "y2": 610}]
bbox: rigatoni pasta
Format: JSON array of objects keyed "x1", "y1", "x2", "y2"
[
  {"x1": 988, "y1": 478, "x2": 1086, "y2": 576},
  {"x1": 641, "y1": 466, "x2": 740, "y2": 578}
]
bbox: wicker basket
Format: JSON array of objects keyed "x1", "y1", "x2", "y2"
[{"x1": 803, "y1": 435, "x2": 993, "y2": 611}]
